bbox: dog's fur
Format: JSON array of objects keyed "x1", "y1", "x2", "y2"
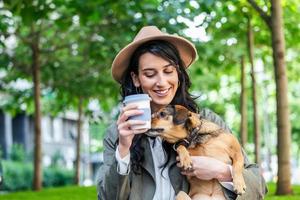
[{"x1": 147, "y1": 105, "x2": 246, "y2": 200}]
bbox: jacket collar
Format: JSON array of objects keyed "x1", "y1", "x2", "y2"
[
  {"x1": 141, "y1": 137, "x2": 156, "y2": 180},
  {"x1": 141, "y1": 137, "x2": 189, "y2": 194}
]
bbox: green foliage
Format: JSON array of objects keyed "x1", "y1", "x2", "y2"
[
  {"x1": 1, "y1": 160, "x2": 33, "y2": 191},
  {"x1": 89, "y1": 122, "x2": 107, "y2": 141},
  {"x1": 89, "y1": 122, "x2": 109, "y2": 153},
  {"x1": 1, "y1": 160, "x2": 74, "y2": 191},
  {"x1": 50, "y1": 150, "x2": 64, "y2": 168},
  {"x1": 10, "y1": 143, "x2": 26, "y2": 162},
  {"x1": 1, "y1": 0, "x2": 195, "y2": 116},
  {"x1": 1, "y1": 0, "x2": 299, "y2": 176},
  {"x1": 43, "y1": 167, "x2": 74, "y2": 188}
]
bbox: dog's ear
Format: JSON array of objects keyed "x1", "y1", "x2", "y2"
[
  {"x1": 173, "y1": 106, "x2": 190, "y2": 125},
  {"x1": 185, "y1": 112, "x2": 198, "y2": 128}
]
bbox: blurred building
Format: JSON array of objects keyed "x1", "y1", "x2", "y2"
[{"x1": 0, "y1": 110, "x2": 93, "y2": 185}]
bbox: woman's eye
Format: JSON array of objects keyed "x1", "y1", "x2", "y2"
[
  {"x1": 144, "y1": 73, "x2": 155, "y2": 77},
  {"x1": 164, "y1": 67, "x2": 175, "y2": 74},
  {"x1": 165, "y1": 70, "x2": 173, "y2": 74}
]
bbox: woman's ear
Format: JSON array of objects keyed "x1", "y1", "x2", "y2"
[{"x1": 130, "y1": 72, "x2": 141, "y2": 87}]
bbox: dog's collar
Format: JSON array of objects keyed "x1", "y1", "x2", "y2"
[
  {"x1": 173, "y1": 124, "x2": 222, "y2": 150},
  {"x1": 173, "y1": 139, "x2": 190, "y2": 151},
  {"x1": 187, "y1": 126, "x2": 202, "y2": 147},
  {"x1": 173, "y1": 126, "x2": 201, "y2": 151}
]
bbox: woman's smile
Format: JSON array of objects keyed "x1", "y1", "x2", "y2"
[
  {"x1": 131, "y1": 52, "x2": 179, "y2": 111},
  {"x1": 153, "y1": 88, "x2": 171, "y2": 97}
]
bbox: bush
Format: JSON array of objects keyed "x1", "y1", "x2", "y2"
[
  {"x1": 43, "y1": 167, "x2": 74, "y2": 187},
  {"x1": 2, "y1": 160, "x2": 33, "y2": 191},
  {"x1": 10, "y1": 143, "x2": 26, "y2": 162},
  {"x1": 1, "y1": 160, "x2": 74, "y2": 191}
]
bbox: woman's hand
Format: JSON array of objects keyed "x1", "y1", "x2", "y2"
[
  {"x1": 179, "y1": 156, "x2": 232, "y2": 182},
  {"x1": 117, "y1": 104, "x2": 149, "y2": 158}
]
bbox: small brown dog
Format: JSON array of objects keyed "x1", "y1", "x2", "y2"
[{"x1": 147, "y1": 105, "x2": 246, "y2": 200}]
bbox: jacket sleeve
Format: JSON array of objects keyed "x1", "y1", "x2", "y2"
[
  {"x1": 199, "y1": 108, "x2": 268, "y2": 200},
  {"x1": 97, "y1": 123, "x2": 131, "y2": 200}
]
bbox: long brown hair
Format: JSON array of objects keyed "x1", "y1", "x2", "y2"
[{"x1": 120, "y1": 40, "x2": 198, "y2": 173}]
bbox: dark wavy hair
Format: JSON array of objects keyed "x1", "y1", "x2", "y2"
[{"x1": 119, "y1": 40, "x2": 199, "y2": 174}]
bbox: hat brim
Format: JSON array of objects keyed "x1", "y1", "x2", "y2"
[{"x1": 111, "y1": 34, "x2": 197, "y2": 83}]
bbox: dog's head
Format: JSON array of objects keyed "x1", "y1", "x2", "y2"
[{"x1": 146, "y1": 105, "x2": 199, "y2": 143}]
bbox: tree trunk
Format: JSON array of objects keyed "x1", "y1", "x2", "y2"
[
  {"x1": 271, "y1": 0, "x2": 292, "y2": 195},
  {"x1": 248, "y1": 0, "x2": 292, "y2": 195},
  {"x1": 247, "y1": 17, "x2": 260, "y2": 165},
  {"x1": 32, "y1": 31, "x2": 42, "y2": 191},
  {"x1": 75, "y1": 97, "x2": 83, "y2": 185},
  {"x1": 240, "y1": 55, "x2": 247, "y2": 148}
]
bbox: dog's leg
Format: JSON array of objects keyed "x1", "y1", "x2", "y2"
[
  {"x1": 176, "y1": 191, "x2": 191, "y2": 200},
  {"x1": 229, "y1": 137, "x2": 246, "y2": 195},
  {"x1": 176, "y1": 145, "x2": 193, "y2": 170}
]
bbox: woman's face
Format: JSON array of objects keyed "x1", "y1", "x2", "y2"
[{"x1": 131, "y1": 52, "x2": 179, "y2": 112}]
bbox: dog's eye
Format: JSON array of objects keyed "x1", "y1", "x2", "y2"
[{"x1": 159, "y1": 111, "x2": 167, "y2": 118}]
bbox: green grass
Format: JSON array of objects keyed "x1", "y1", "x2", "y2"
[
  {"x1": 0, "y1": 185, "x2": 97, "y2": 200},
  {"x1": 265, "y1": 183, "x2": 300, "y2": 200},
  {"x1": 0, "y1": 183, "x2": 299, "y2": 200}
]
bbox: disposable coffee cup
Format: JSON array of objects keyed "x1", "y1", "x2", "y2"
[{"x1": 123, "y1": 94, "x2": 151, "y2": 130}]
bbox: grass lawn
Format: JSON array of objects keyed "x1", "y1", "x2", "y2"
[
  {"x1": 265, "y1": 183, "x2": 300, "y2": 200},
  {"x1": 0, "y1": 185, "x2": 97, "y2": 200},
  {"x1": 0, "y1": 183, "x2": 299, "y2": 200}
]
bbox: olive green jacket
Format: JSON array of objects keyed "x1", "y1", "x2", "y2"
[{"x1": 97, "y1": 108, "x2": 267, "y2": 200}]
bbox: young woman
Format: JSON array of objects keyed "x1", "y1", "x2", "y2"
[{"x1": 97, "y1": 26, "x2": 267, "y2": 200}]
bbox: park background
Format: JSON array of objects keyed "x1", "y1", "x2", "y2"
[{"x1": 0, "y1": 0, "x2": 299, "y2": 199}]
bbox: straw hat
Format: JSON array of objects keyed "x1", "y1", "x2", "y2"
[{"x1": 111, "y1": 26, "x2": 198, "y2": 83}]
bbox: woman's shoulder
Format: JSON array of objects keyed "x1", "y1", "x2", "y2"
[
  {"x1": 103, "y1": 121, "x2": 119, "y2": 143},
  {"x1": 199, "y1": 108, "x2": 232, "y2": 133},
  {"x1": 106, "y1": 121, "x2": 118, "y2": 132},
  {"x1": 199, "y1": 107, "x2": 218, "y2": 120}
]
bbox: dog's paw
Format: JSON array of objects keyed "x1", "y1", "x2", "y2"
[
  {"x1": 179, "y1": 153, "x2": 193, "y2": 170},
  {"x1": 176, "y1": 145, "x2": 193, "y2": 170},
  {"x1": 233, "y1": 178, "x2": 246, "y2": 195}
]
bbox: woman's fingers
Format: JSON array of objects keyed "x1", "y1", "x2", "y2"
[
  {"x1": 118, "y1": 120, "x2": 148, "y2": 136},
  {"x1": 118, "y1": 120, "x2": 145, "y2": 129},
  {"x1": 120, "y1": 104, "x2": 138, "y2": 115},
  {"x1": 119, "y1": 128, "x2": 149, "y2": 136},
  {"x1": 117, "y1": 104, "x2": 149, "y2": 148},
  {"x1": 181, "y1": 170, "x2": 194, "y2": 176},
  {"x1": 132, "y1": 128, "x2": 149, "y2": 134},
  {"x1": 117, "y1": 107, "x2": 143, "y2": 124}
]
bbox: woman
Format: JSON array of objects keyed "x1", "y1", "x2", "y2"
[{"x1": 97, "y1": 26, "x2": 267, "y2": 200}]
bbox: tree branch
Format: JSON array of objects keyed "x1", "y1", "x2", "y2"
[
  {"x1": 247, "y1": 0, "x2": 272, "y2": 29},
  {"x1": 40, "y1": 43, "x2": 73, "y2": 54}
]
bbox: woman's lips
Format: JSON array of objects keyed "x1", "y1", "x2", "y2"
[{"x1": 153, "y1": 88, "x2": 170, "y2": 97}]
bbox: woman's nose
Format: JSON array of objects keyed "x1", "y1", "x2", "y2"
[{"x1": 155, "y1": 74, "x2": 168, "y2": 86}]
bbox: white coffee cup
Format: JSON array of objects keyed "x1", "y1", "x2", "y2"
[{"x1": 123, "y1": 94, "x2": 151, "y2": 130}]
